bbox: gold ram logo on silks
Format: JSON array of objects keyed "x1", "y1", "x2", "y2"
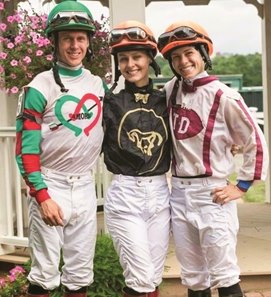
[{"x1": 127, "y1": 129, "x2": 163, "y2": 156}]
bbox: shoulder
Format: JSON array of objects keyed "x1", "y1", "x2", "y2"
[
  {"x1": 104, "y1": 89, "x2": 125, "y2": 102},
  {"x1": 27, "y1": 69, "x2": 54, "y2": 97},
  {"x1": 163, "y1": 77, "x2": 179, "y2": 95},
  {"x1": 29, "y1": 69, "x2": 53, "y2": 85},
  {"x1": 217, "y1": 82, "x2": 242, "y2": 101},
  {"x1": 82, "y1": 69, "x2": 103, "y2": 85},
  {"x1": 164, "y1": 76, "x2": 177, "y2": 89}
]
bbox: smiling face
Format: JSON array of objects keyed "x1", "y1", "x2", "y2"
[
  {"x1": 170, "y1": 45, "x2": 205, "y2": 80},
  {"x1": 117, "y1": 50, "x2": 151, "y2": 87},
  {"x1": 57, "y1": 31, "x2": 89, "y2": 67}
]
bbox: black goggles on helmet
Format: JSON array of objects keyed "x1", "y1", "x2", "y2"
[
  {"x1": 158, "y1": 26, "x2": 212, "y2": 51},
  {"x1": 50, "y1": 12, "x2": 94, "y2": 28},
  {"x1": 109, "y1": 27, "x2": 156, "y2": 45}
]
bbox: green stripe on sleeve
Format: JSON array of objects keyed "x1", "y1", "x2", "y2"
[
  {"x1": 25, "y1": 87, "x2": 47, "y2": 112},
  {"x1": 27, "y1": 171, "x2": 48, "y2": 191},
  {"x1": 21, "y1": 130, "x2": 42, "y2": 154}
]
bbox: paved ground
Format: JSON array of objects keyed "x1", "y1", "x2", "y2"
[{"x1": 159, "y1": 277, "x2": 271, "y2": 297}]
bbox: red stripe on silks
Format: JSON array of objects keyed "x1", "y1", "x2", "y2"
[
  {"x1": 21, "y1": 154, "x2": 41, "y2": 174},
  {"x1": 23, "y1": 108, "x2": 42, "y2": 130},
  {"x1": 15, "y1": 132, "x2": 22, "y2": 156},
  {"x1": 24, "y1": 178, "x2": 36, "y2": 197},
  {"x1": 23, "y1": 119, "x2": 40, "y2": 130},
  {"x1": 236, "y1": 100, "x2": 263, "y2": 180},
  {"x1": 24, "y1": 108, "x2": 42, "y2": 118},
  {"x1": 202, "y1": 89, "x2": 223, "y2": 175}
]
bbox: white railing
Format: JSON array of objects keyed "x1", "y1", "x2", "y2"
[{"x1": 0, "y1": 127, "x2": 111, "y2": 254}]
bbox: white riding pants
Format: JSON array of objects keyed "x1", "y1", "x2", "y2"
[
  {"x1": 104, "y1": 174, "x2": 170, "y2": 293},
  {"x1": 171, "y1": 176, "x2": 240, "y2": 290},
  {"x1": 27, "y1": 167, "x2": 97, "y2": 291}
]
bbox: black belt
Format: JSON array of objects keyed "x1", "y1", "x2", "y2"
[{"x1": 172, "y1": 174, "x2": 210, "y2": 179}]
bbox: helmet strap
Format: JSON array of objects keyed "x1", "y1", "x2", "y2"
[
  {"x1": 86, "y1": 46, "x2": 93, "y2": 62},
  {"x1": 148, "y1": 51, "x2": 161, "y2": 77},
  {"x1": 197, "y1": 44, "x2": 212, "y2": 70},
  {"x1": 110, "y1": 55, "x2": 121, "y2": 93},
  {"x1": 168, "y1": 56, "x2": 182, "y2": 81},
  {"x1": 51, "y1": 33, "x2": 68, "y2": 92},
  {"x1": 86, "y1": 35, "x2": 94, "y2": 62},
  {"x1": 53, "y1": 63, "x2": 69, "y2": 93}
]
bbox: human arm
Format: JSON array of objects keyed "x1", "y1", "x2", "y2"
[
  {"x1": 212, "y1": 91, "x2": 269, "y2": 204},
  {"x1": 15, "y1": 87, "x2": 64, "y2": 225}
]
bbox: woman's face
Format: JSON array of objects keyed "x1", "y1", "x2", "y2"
[
  {"x1": 170, "y1": 46, "x2": 205, "y2": 80},
  {"x1": 117, "y1": 50, "x2": 151, "y2": 87}
]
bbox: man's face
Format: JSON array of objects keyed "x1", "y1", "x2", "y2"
[{"x1": 57, "y1": 31, "x2": 89, "y2": 67}]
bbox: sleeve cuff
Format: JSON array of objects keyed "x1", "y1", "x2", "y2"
[
  {"x1": 236, "y1": 180, "x2": 253, "y2": 192},
  {"x1": 35, "y1": 188, "x2": 51, "y2": 204}
]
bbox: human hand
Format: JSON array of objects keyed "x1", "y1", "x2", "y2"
[
  {"x1": 40, "y1": 199, "x2": 64, "y2": 226},
  {"x1": 212, "y1": 183, "x2": 244, "y2": 205},
  {"x1": 230, "y1": 144, "x2": 242, "y2": 156}
]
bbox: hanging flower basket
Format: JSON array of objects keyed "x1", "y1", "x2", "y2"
[{"x1": 0, "y1": 0, "x2": 111, "y2": 95}]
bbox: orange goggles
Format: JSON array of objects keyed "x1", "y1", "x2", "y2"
[
  {"x1": 109, "y1": 27, "x2": 156, "y2": 45},
  {"x1": 158, "y1": 26, "x2": 212, "y2": 51}
]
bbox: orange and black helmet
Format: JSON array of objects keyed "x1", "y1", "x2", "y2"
[
  {"x1": 109, "y1": 20, "x2": 158, "y2": 56},
  {"x1": 158, "y1": 21, "x2": 213, "y2": 58}
]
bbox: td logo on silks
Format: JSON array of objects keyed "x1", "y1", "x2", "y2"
[
  {"x1": 171, "y1": 106, "x2": 203, "y2": 140},
  {"x1": 50, "y1": 93, "x2": 102, "y2": 136}
]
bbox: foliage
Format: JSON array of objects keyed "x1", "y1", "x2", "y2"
[
  {"x1": 229, "y1": 172, "x2": 265, "y2": 203},
  {"x1": 0, "y1": 234, "x2": 124, "y2": 297},
  {"x1": 155, "y1": 53, "x2": 262, "y2": 87},
  {"x1": 209, "y1": 53, "x2": 262, "y2": 86},
  {"x1": 89, "y1": 234, "x2": 125, "y2": 297},
  {"x1": 0, "y1": 266, "x2": 28, "y2": 296},
  {"x1": 0, "y1": 0, "x2": 111, "y2": 94}
]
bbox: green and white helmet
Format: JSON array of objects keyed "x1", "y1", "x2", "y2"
[{"x1": 45, "y1": 0, "x2": 96, "y2": 37}]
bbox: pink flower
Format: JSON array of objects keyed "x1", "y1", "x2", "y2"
[
  {"x1": 14, "y1": 13, "x2": 23, "y2": 23},
  {"x1": 15, "y1": 35, "x2": 24, "y2": 44},
  {"x1": 0, "y1": 3, "x2": 4, "y2": 10},
  {"x1": 0, "y1": 277, "x2": 6, "y2": 288},
  {"x1": 10, "y1": 59, "x2": 18, "y2": 66},
  {"x1": 8, "y1": 274, "x2": 16, "y2": 282},
  {"x1": 23, "y1": 56, "x2": 31, "y2": 64},
  {"x1": 0, "y1": 65, "x2": 4, "y2": 74},
  {"x1": 7, "y1": 15, "x2": 15, "y2": 23},
  {"x1": 9, "y1": 265, "x2": 25, "y2": 275},
  {"x1": 7, "y1": 42, "x2": 14, "y2": 49},
  {"x1": 10, "y1": 86, "x2": 19, "y2": 94},
  {"x1": 46, "y1": 54, "x2": 53, "y2": 61},
  {"x1": 0, "y1": 52, "x2": 8, "y2": 59},
  {"x1": 36, "y1": 50, "x2": 44, "y2": 56},
  {"x1": 0, "y1": 22, "x2": 7, "y2": 32}
]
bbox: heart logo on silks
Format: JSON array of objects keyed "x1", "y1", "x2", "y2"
[{"x1": 55, "y1": 93, "x2": 102, "y2": 136}]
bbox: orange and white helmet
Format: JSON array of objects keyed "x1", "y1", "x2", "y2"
[
  {"x1": 158, "y1": 21, "x2": 213, "y2": 58},
  {"x1": 109, "y1": 20, "x2": 158, "y2": 56}
]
